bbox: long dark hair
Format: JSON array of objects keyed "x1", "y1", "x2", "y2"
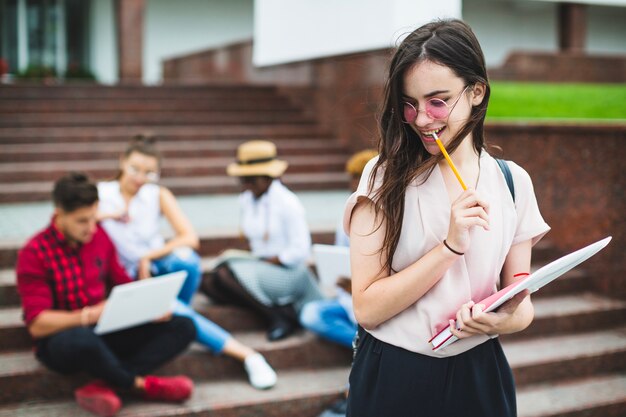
[{"x1": 371, "y1": 19, "x2": 491, "y2": 273}]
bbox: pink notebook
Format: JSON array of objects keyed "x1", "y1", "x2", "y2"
[{"x1": 429, "y1": 236, "x2": 612, "y2": 352}]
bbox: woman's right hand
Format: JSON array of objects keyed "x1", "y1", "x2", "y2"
[
  {"x1": 97, "y1": 210, "x2": 129, "y2": 223},
  {"x1": 446, "y1": 188, "x2": 490, "y2": 253}
]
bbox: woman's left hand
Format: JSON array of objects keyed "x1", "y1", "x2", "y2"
[
  {"x1": 449, "y1": 290, "x2": 530, "y2": 339},
  {"x1": 263, "y1": 256, "x2": 282, "y2": 266},
  {"x1": 138, "y1": 258, "x2": 152, "y2": 280}
]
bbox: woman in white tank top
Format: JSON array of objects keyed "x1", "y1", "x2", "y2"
[{"x1": 98, "y1": 136, "x2": 277, "y2": 390}]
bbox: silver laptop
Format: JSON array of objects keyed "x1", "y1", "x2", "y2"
[
  {"x1": 312, "y1": 244, "x2": 351, "y2": 296},
  {"x1": 94, "y1": 271, "x2": 187, "y2": 335}
]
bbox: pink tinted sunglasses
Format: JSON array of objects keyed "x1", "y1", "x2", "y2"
[{"x1": 402, "y1": 85, "x2": 470, "y2": 123}]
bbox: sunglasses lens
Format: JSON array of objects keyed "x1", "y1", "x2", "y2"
[
  {"x1": 146, "y1": 173, "x2": 159, "y2": 182},
  {"x1": 425, "y1": 99, "x2": 449, "y2": 120},
  {"x1": 402, "y1": 103, "x2": 417, "y2": 124}
]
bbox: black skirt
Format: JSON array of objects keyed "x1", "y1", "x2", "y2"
[{"x1": 346, "y1": 329, "x2": 516, "y2": 417}]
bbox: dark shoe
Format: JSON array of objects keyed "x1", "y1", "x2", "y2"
[
  {"x1": 267, "y1": 316, "x2": 297, "y2": 341},
  {"x1": 319, "y1": 398, "x2": 348, "y2": 417},
  {"x1": 266, "y1": 303, "x2": 299, "y2": 341}
]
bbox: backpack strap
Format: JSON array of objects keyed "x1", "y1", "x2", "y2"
[{"x1": 495, "y1": 158, "x2": 515, "y2": 203}]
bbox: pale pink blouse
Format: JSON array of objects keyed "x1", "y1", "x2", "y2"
[{"x1": 343, "y1": 151, "x2": 550, "y2": 357}]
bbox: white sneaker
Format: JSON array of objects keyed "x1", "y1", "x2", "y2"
[{"x1": 243, "y1": 353, "x2": 277, "y2": 390}]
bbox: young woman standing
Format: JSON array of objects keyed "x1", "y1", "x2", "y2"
[{"x1": 344, "y1": 19, "x2": 550, "y2": 417}]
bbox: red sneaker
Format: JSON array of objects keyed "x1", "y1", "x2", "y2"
[
  {"x1": 74, "y1": 380, "x2": 121, "y2": 417},
  {"x1": 142, "y1": 375, "x2": 193, "y2": 402}
]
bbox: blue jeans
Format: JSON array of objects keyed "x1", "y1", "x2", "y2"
[
  {"x1": 152, "y1": 247, "x2": 230, "y2": 354},
  {"x1": 152, "y1": 247, "x2": 202, "y2": 304},
  {"x1": 171, "y1": 301, "x2": 230, "y2": 354},
  {"x1": 299, "y1": 299, "x2": 357, "y2": 348}
]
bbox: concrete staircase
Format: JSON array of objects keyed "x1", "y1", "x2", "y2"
[
  {"x1": 0, "y1": 83, "x2": 624, "y2": 416},
  {"x1": 0, "y1": 85, "x2": 351, "y2": 203},
  {"x1": 0, "y1": 234, "x2": 624, "y2": 416}
]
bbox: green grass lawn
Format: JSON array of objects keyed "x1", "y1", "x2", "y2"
[{"x1": 486, "y1": 82, "x2": 626, "y2": 121}]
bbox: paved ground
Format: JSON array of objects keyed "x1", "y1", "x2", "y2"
[{"x1": 0, "y1": 190, "x2": 351, "y2": 245}]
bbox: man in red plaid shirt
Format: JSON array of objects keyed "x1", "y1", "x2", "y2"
[{"x1": 17, "y1": 172, "x2": 196, "y2": 417}]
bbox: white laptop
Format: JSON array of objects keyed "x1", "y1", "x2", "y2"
[
  {"x1": 312, "y1": 244, "x2": 351, "y2": 296},
  {"x1": 94, "y1": 271, "x2": 187, "y2": 335}
]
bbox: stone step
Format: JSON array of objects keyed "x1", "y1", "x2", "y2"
[
  {"x1": 0, "y1": 111, "x2": 315, "y2": 128},
  {"x1": 0, "y1": 271, "x2": 18, "y2": 306},
  {"x1": 0, "y1": 256, "x2": 589, "y2": 310},
  {"x1": 0, "y1": 138, "x2": 345, "y2": 163},
  {"x1": 503, "y1": 326, "x2": 626, "y2": 386},
  {"x1": 0, "y1": 124, "x2": 332, "y2": 143},
  {"x1": 0, "y1": 295, "x2": 270, "y2": 352},
  {"x1": 517, "y1": 373, "x2": 626, "y2": 417},
  {"x1": 0, "y1": 154, "x2": 349, "y2": 182},
  {"x1": 503, "y1": 292, "x2": 626, "y2": 341},
  {"x1": 1, "y1": 326, "x2": 625, "y2": 411},
  {"x1": 0, "y1": 233, "x2": 560, "y2": 283},
  {"x1": 3, "y1": 286, "x2": 623, "y2": 353},
  {"x1": 0, "y1": 368, "x2": 623, "y2": 417},
  {"x1": 0, "y1": 230, "x2": 336, "y2": 270},
  {"x1": 0, "y1": 124, "x2": 332, "y2": 144},
  {"x1": 0, "y1": 98, "x2": 296, "y2": 113},
  {"x1": 0, "y1": 333, "x2": 351, "y2": 404},
  {"x1": 0, "y1": 85, "x2": 287, "y2": 99},
  {"x1": 0, "y1": 366, "x2": 350, "y2": 417},
  {"x1": 0, "y1": 172, "x2": 350, "y2": 203}
]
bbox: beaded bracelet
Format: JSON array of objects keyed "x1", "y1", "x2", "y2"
[{"x1": 443, "y1": 239, "x2": 464, "y2": 256}]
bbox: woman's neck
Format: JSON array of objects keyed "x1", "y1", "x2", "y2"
[
  {"x1": 437, "y1": 135, "x2": 481, "y2": 193},
  {"x1": 439, "y1": 135, "x2": 479, "y2": 170},
  {"x1": 118, "y1": 180, "x2": 138, "y2": 202}
]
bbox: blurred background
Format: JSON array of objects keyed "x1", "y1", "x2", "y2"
[{"x1": 0, "y1": 1, "x2": 624, "y2": 416}]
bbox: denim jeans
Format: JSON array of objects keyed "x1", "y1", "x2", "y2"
[
  {"x1": 299, "y1": 299, "x2": 357, "y2": 348},
  {"x1": 152, "y1": 247, "x2": 230, "y2": 354},
  {"x1": 171, "y1": 300, "x2": 230, "y2": 354},
  {"x1": 152, "y1": 247, "x2": 202, "y2": 305}
]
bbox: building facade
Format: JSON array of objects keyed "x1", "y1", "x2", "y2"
[{"x1": 0, "y1": 0, "x2": 624, "y2": 85}]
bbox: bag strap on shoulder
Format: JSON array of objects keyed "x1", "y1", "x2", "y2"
[{"x1": 495, "y1": 158, "x2": 515, "y2": 203}]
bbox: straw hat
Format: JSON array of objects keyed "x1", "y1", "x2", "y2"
[
  {"x1": 345, "y1": 149, "x2": 378, "y2": 175},
  {"x1": 226, "y1": 140, "x2": 288, "y2": 178}
]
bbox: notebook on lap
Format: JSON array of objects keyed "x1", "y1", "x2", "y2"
[
  {"x1": 94, "y1": 271, "x2": 187, "y2": 335},
  {"x1": 312, "y1": 244, "x2": 351, "y2": 296}
]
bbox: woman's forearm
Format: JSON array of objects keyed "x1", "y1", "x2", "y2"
[
  {"x1": 353, "y1": 243, "x2": 459, "y2": 329},
  {"x1": 143, "y1": 234, "x2": 199, "y2": 261}
]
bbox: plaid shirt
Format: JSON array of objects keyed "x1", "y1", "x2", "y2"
[{"x1": 16, "y1": 221, "x2": 131, "y2": 325}]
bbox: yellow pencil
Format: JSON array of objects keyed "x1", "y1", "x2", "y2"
[{"x1": 433, "y1": 132, "x2": 467, "y2": 190}]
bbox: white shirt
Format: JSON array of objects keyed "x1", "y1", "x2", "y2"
[
  {"x1": 97, "y1": 181, "x2": 164, "y2": 277},
  {"x1": 344, "y1": 152, "x2": 550, "y2": 357},
  {"x1": 240, "y1": 180, "x2": 311, "y2": 267}
]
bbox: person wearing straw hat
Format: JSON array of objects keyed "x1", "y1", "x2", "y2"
[
  {"x1": 201, "y1": 140, "x2": 324, "y2": 341},
  {"x1": 97, "y1": 136, "x2": 277, "y2": 390}
]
